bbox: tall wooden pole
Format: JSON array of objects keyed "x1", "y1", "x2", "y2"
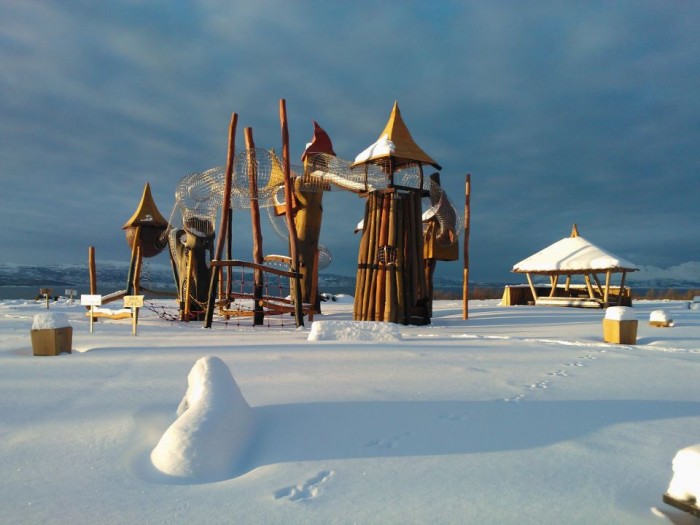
[
  {"x1": 244, "y1": 127, "x2": 265, "y2": 325},
  {"x1": 462, "y1": 174, "x2": 471, "y2": 320},
  {"x1": 279, "y1": 99, "x2": 304, "y2": 327},
  {"x1": 88, "y1": 246, "x2": 97, "y2": 295},
  {"x1": 205, "y1": 112, "x2": 237, "y2": 328}
]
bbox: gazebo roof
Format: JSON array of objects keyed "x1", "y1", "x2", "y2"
[
  {"x1": 512, "y1": 226, "x2": 637, "y2": 275},
  {"x1": 352, "y1": 101, "x2": 441, "y2": 170}
]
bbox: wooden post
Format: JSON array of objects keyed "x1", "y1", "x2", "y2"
[
  {"x1": 205, "y1": 113, "x2": 237, "y2": 328},
  {"x1": 354, "y1": 200, "x2": 370, "y2": 320},
  {"x1": 618, "y1": 271, "x2": 627, "y2": 305},
  {"x1": 244, "y1": 127, "x2": 265, "y2": 325},
  {"x1": 395, "y1": 195, "x2": 405, "y2": 323},
  {"x1": 125, "y1": 226, "x2": 141, "y2": 295},
  {"x1": 374, "y1": 192, "x2": 390, "y2": 321},
  {"x1": 183, "y1": 247, "x2": 194, "y2": 320},
  {"x1": 462, "y1": 174, "x2": 471, "y2": 320},
  {"x1": 279, "y1": 99, "x2": 304, "y2": 327},
  {"x1": 133, "y1": 246, "x2": 142, "y2": 295},
  {"x1": 88, "y1": 246, "x2": 97, "y2": 295},
  {"x1": 384, "y1": 194, "x2": 397, "y2": 323},
  {"x1": 603, "y1": 270, "x2": 611, "y2": 305},
  {"x1": 526, "y1": 273, "x2": 538, "y2": 303}
]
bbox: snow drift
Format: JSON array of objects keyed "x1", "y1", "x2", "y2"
[{"x1": 150, "y1": 356, "x2": 253, "y2": 481}]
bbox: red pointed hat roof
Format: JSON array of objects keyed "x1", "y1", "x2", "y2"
[
  {"x1": 353, "y1": 101, "x2": 441, "y2": 170},
  {"x1": 301, "y1": 120, "x2": 336, "y2": 161}
]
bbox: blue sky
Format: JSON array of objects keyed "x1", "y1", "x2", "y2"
[{"x1": 1, "y1": 1, "x2": 698, "y2": 283}]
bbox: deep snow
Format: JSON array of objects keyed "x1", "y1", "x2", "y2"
[{"x1": 1, "y1": 297, "x2": 700, "y2": 524}]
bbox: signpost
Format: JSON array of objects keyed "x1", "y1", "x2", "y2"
[
  {"x1": 123, "y1": 295, "x2": 144, "y2": 335},
  {"x1": 40, "y1": 288, "x2": 51, "y2": 309},
  {"x1": 81, "y1": 294, "x2": 102, "y2": 333},
  {"x1": 65, "y1": 289, "x2": 77, "y2": 306}
]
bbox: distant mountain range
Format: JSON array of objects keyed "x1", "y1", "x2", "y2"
[{"x1": 1, "y1": 262, "x2": 699, "y2": 292}]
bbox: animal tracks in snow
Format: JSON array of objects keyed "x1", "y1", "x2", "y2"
[
  {"x1": 504, "y1": 351, "x2": 606, "y2": 402},
  {"x1": 274, "y1": 470, "x2": 335, "y2": 502}
]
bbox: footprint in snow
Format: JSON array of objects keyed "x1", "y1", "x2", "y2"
[
  {"x1": 365, "y1": 432, "x2": 414, "y2": 449},
  {"x1": 439, "y1": 411, "x2": 472, "y2": 421},
  {"x1": 528, "y1": 380, "x2": 550, "y2": 389},
  {"x1": 546, "y1": 369, "x2": 569, "y2": 377},
  {"x1": 565, "y1": 361, "x2": 585, "y2": 367},
  {"x1": 274, "y1": 470, "x2": 335, "y2": 502}
]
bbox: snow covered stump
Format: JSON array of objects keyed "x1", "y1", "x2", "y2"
[
  {"x1": 30, "y1": 313, "x2": 72, "y2": 356},
  {"x1": 663, "y1": 445, "x2": 700, "y2": 517},
  {"x1": 603, "y1": 306, "x2": 637, "y2": 345},
  {"x1": 150, "y1": 356, "x2": 253, "y2": 482}
]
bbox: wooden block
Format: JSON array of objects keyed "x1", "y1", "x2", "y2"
[
  {"x1": 31, "y1": 327, "x2": 73, "y2": 356},
  {"x1": 603, "y1": 319, "x2": 637, "y2": 344}
]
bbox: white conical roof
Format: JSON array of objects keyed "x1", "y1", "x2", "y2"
[{"x1": 513, "y1": 235, "x2": 637, "y2": 274}]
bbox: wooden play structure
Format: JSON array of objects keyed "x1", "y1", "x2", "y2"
[
  {"x1": 507, "y1": 225, "x2": 637, "y2": 308},
  {"x1": 90, "y1": 99, "x2": 465, "y2": 327}
]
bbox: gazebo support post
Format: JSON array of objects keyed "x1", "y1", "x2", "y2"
[
  {"x1": 549, "y1": 275, "x2": 559, "y2": 297},
  {"x1": 618, "y1": 271, "x2": 628, "y2": 305},
  {"x1": 584, "y1": 274, "x2": 595, "y2": 299},
  {"x1": 592, "y1": 273, "x2": 605, "y2": 298},
  {"x1": 603, "y1": 270, "x2": 612, "y2": 306},
  {"x1": 526, "y1": 273, "x2": 538, "y2": 304},
  {"x1": 564, "y1": 273, "x2": 572, "y2": 292}
]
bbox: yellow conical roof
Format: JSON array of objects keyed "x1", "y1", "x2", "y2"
[
  {"x1": 122, "y1": 183, "x2": 169, "y2": 229},
  {"x1": 353, "y1": 101, "x2": 441, "y2": 170}
]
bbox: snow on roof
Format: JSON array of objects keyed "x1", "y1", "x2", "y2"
[
  {"x1": 512, "y1": 235, "x2": 638, "y2": 274},
  {"x1": 353, "y1": 134, "x2": 395, "y2": 165}
]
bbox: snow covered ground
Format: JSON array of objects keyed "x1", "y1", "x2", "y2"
[{"x1": 1, "y1": 297, "x2": 699, "y2": 524}]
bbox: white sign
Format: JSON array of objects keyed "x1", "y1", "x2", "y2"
[
  {"x1": 65, "y1": 289, "x2": 77, "y2": 296},
  {"x1": 123, "y1": 295, "x2": 145, "y2": 308},
  {"x1": 81, "y1": 294, "x2": 102, "y2": 306}
]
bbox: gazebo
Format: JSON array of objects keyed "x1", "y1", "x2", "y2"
[{"x1": 507, "y1": 225, "x2": 638, "y2": 308}]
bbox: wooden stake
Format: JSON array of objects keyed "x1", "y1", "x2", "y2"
[
  {"x1": 244, "y1": 127, "x2": 265, "y2": 325},
  {"x1": 205, "y1": 112, "x2": 237, "y2": 328},
  {"x1": 526, "y1": 273, "x2": 538, "y2": 303},
  {"x1": 462, "y1": 174, "x2": 471, "y2": 320},
  {"x1": 279, "y1": 99, "x2": 304, "y2": 327},
  {"x1": 88, "y1": 246, "x2": 97, "y2": 295}
]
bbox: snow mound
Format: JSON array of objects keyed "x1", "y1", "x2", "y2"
[
  {"x1": 150, "y1": 356, "x2": 253, "y2": 481},
  {"x1": 308, "y1": 320, "x2": 401, "y2": 342},
  {"x1": 32, "y1": 312, "x2": 70, "y2": 330},
  {"x1": 667, "y1": 444, "x2": 700, "y2": 502},
  {"x1": 604, "y1": 306, "x2": 636, "y2": 321}
]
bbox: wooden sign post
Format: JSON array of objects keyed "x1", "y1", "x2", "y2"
[
  {"x1": 65, "y1": 289, "x2": 77, "y2": 306},
  {"x1": 123, "y1": 295, "x2": 145, "y2": 335},
  {"x1": 81, "y1": 294, "x2": 102, "y2": 333},
  {"x1": 40, "y1": 288, "x2": 51, "y2": 309}
]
